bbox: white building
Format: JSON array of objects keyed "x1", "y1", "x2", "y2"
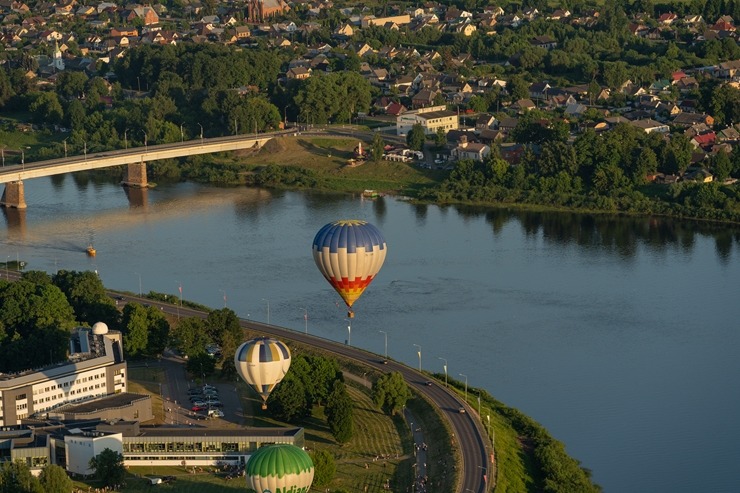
[
  {"x1": 396, "y1": 105, "x2": 459, "y2": 136},
  {"x1": 0, "y1": 324, "x2": 127, "y2": 426},
  {"x1": 64, "y1": 430, "x2": 123, "y2": 476}
]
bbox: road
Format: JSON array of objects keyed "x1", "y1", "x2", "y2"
[{"x1": 119, "y1": 292, "x2": 492, "y2": 493}]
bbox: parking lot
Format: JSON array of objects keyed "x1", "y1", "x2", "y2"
[{"x1": 155, "y1": 353, "x2": 244, "y2": 428}]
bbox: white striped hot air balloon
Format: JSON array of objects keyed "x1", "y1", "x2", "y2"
[
  {"x1": 245, "y1": 444, "x2": 314, "y2": 493},
  {"x1": 235, "y1": 337, "x2": 291, "y2": 410}
]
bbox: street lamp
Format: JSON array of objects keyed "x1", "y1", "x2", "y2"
[
  {"x1": 379, "y1": 330, "x2": 388, "y2": 361},
  {"x1": 438, "y1": 357, "x2": 448, "y2": 387},
  {"x1": 20, "y1": 148, "x2": 25, "y2": 169},
  {"x1": 459, "y1": 373, "x2": 468, "y2": 402},
  {"x1": 135, "y1": 272, "x2": 142, "y2": 296},
  {"x1": 83, "y1": 141, "x2": 87, "y2": 161},
  {"x1": 198, "y1": 122, "x2": 203, "y2": 141},
  {"x1": 143, "y1": 131, "x2": 148, "y2": 151},
  {"x1": 262, "y1": 298, "x2": 270, "y2": 324},
  {"x1": 234, "y1": 117, "x2": 238, "y2": 135},
  {"x1": 5, "y1": 256, "x2": 9, "y2": 279},
  {"x1": 346, "y1": 319, "x2": 352, "y2": 346},
  {"x1": 220, "y1": 289, "x2": 227, "y2": 307},
  {"x1": 180, "y1": 123, "x2": 184, "y2": 142},
  {"x1": 1, "y1": 146, "x2": 4, "y2": 166},
  {"x1": 301, "y1": 307, "x2": 308, "y2": 333},
  {"x1": 413, "y1": 344, "x2": 422, "y2": 371},
  {"x1": 62, "y1": 138, "x2": 67, "y2": 157},
  {"x1": 477, "y1": 391, "x2": 481, "y2": 416},
  {"x1": 124, "y1": 129, "x2": 128, "y2": 149}
]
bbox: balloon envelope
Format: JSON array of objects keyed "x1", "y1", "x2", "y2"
[
  {"x1": 246, "y1": 444, "x2": 314, "y2": 493},
  {"x1": 235, "y1": 337, "x2": 291, "y2": 409},
  {"x1": 312, "y1": 220, "x2": 387, "y2": 317}
]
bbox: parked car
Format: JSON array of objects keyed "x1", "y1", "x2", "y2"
[
  {"x1": 191, "y1": 405, "x2": 206, "y2": 412},
  {"x1": 189, "y1": 395, "x2": 204, "y2": 402},
  {"x1": 191, "y1": 400, "x2": 206, "y2": 407},
  {"x1": 205, "y1": 400, "x2": 223, "y2": 408},
  {"x1": 207, "y1": 409, "x2": 224, "y2": 418}
]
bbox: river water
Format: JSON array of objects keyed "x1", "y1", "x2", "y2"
[{"x1": 2, "y1": 175, "x2": 739, "y2": 492}]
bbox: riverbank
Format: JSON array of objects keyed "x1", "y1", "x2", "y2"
[{"x1": 180, "y1": 134, "x2": 740, "y2": 226}]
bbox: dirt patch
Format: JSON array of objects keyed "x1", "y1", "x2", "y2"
[{"x1": 260, "y1": 136, "x2": 289, "y2": 154}]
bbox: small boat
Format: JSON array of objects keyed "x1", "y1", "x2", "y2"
[{"x1": 86, "y1": 244, "x2": 96, "y2": 257}]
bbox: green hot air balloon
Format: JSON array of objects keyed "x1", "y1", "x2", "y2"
[{"x1": 246, "y1": 444, "x2": 314, "y2": 493}]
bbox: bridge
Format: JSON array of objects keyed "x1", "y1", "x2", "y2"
[{"x1": 0, "y1": 132, "x2": 283, "y2": 209}]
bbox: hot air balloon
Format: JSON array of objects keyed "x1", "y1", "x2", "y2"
[
  {"x1": 312, "y1": 220, "x2": 387, "y2": 318},
  {"x1": 246, "y1": 444, "x2": 314, "y2": 493},
  {"x1": 235, "y1": 337, "x2": 291, "y2": 410}
]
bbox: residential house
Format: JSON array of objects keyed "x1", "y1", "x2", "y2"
[
  {"x1": 630, "y1": 118, "x2": 670, "y2": 133},
  {"x1": 717, "y1": 60, "x2": 740, "y2": 78},
  {"x1": 333, "y1": 23, "x2": 353, "y2": 38},
  {"x1": 511, "y1": 98, "x2": 536, "y2": 112},
  {"x1": 529, "y1": 82, "x2": 551, "y2": 100},
  {"x1": 691, "y1": 131, "x2": 717, "y2": 150},
  {"x1": 549, "y1": 9, "x2": 571, "y2": 20},
  {"x1": 411, "y1": 88, "x2": 439, "y2": 108},
  {"x1": 475, "y1": 114, "x2": 497, "y2": 131},
  {"x1": 451, "y1": 135, "x2": 490, "y2": 161},
  {"x1": 247, "y1": 0, "x2": 290, "y2": 22},
  {"x1": 498, "y1": 117, "x2": 519, "y2": 133},
  {"x1": 128, "y1": 6, "x2": 159, "y2": 25},
  {"x1": 286, "y1": 66, "x2": 311, "y2": 80},
  {"x1": 672, "y1": 112, "x2": 714, "y2": 127},
  {"x1": 530, "y1": 35, "x2": 557, "y2": 50},
  {"x1": 717, "y1": 126, "x2": 740, "y2": 142},
  {"x1": 658, "y1": 13, "x2": 678, "y2": 25}
]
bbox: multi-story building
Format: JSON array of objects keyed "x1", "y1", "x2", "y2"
[
  {"x1": 0, "y1": 323, "x2": 126, "y2": 426},
  {"x1": 396, "y1": 105, "x2": 459, "y2": 136}
]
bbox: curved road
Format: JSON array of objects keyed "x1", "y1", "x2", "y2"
[{"x1": 135, "y1": 294, "x2": 492, "y2": 493}]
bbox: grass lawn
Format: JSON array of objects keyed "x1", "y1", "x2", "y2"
[
  {"x1": 73, "y1": 466, "x2": 248, "y2": 493},
  {"x1": 237, "y1": 136, "x2": 442, "y2": 195},
  {"x1": 127, "y1": 366, "x2": 166, "y2": 423}
]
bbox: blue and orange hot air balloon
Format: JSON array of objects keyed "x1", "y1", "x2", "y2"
[{"x1": 312, "y1": 220, "x2": 387, "y2": 318}]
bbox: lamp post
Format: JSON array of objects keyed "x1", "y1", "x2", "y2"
[
  {"x1": 234, "y1": 117, "x2": 238, "y2": 135},
  {"x1": 262, "y1": 298, "x2": 270, "y2": 324},
  {"x1": 5, "y1": 256, "x2": 8, "y2": 279},
  {"x1": 477, "y1": 391, "x2": 481, "y2": 416},
  {"x1": 1, "y1": 146, "x2": 4, "y2": 166},
  {"x1": 143, "y1": 131, "x2": 148, "y2": 151},
  {"x1": 83, "y1": 142, "x2": 87, "y2": 161},
  {"x1": 124, "y1": 129, "x2": 128, "y2": 149},
  {"x1": 180, "y1": 123, "x2": 184, "y2": 142},
  {"x1": 136, "y1": 76, "x2": 141, "y2": 92},
  {"x1": 438, "y1": 357, "x2": 448, "y2": 387},
  {"x1": 301, "y1": 307, "x2": 308, "y2": 333},
  {"x1": 20, "y1": 148, "x2": 25, "y2": 169},
  {"x1": 62, "y1": 138, "x2": 67, "y2": 157},
  {"x1": 198, "y1": 122, "x2": 203, "y2": 142},
  {"x1": 220, "y1": 290, "x2": 227, "y2": 307},
  {"x1": 135, "y1": 272, "x2": 142, "y2": 296},
  {"x1": 346, "y1": 319, "x2": 352, "y2": 346},
  {"x1": 459, "y1": 373, "x2": 467, "y2": 402},
  {"x1": 413, "y1": 344, "x2": 422, "y2": 371},
  {"x1": 379, "y1": 330, "x2": 388, "y2": 361}
]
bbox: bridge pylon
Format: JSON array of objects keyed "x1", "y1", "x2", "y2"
[
  {"x1": 121, "y1": 160, "x2": 148, "y2": 188},
  {"x1": 0, "y1": 181, "x2": 27, "y2": 209}
]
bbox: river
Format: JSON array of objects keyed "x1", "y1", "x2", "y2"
[{"x1": 2, "y1": 175, "x2": 739, "y2": 492}]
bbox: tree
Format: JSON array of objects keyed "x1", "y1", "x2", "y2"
[
  {"x1": 371, "y1": 131, "x2": 384, "y2": 162},
  {"x1": 435, "y1": 127, "x2": 447, "y2": 149},
  {"x1": 712, "y1": 150, "x2": 732, "y2": 182},
  {"x1": 29, "y1": 92, "x2": 64, "y2": 125},
  {"x1": 407, "y1": 123, "x2": 426, "y2": 151},
  {"x1": 325, "y1": 380, "x2": 353, "y2": 443},
  {"x1": 170, "y1": 316, "x2": 209, "y2": 358},
  {"x1": 39, "y1": 464, "x2": 73, "y2": 493},
  {"x1": 88, "y1": 448, "x2": 125, "y2": 488},
  {"x1": 0, "y1": 461, "x2": 43, "y2": 493},
  {"x1": 120, "y1": 303, "x2": 151, "y2": 357},
  {"x1": 186, "y1": 352, "x2": 216, "y2": 378},
  {"x1": 267, "y1": 373, "x2": 310, "y2": 422},
  {"x1": 310, "y1": 449, "x2": 336, "y2": 487},
  {"x1": 373, "y1": 371, "x2": 411, "y2": 415}
]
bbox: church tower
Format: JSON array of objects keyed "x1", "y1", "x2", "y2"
[{"x1": 53, "y1": 40, "x2": 65, "y2": 72}]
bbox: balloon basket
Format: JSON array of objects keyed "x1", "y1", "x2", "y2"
[
  {"x1": 261, "y1": 404, "x2": 268, "y2": 410},
  {"x1": 347, "y1": 311, "x2": 354, "y2": 318}
]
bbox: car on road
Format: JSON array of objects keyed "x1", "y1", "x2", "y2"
[
  {"x1": 458, "y1": 407, "x2": 466, "y2": 414},
  {"x1": 425, "y1": 381, "x2": 433, "y2": 386}
]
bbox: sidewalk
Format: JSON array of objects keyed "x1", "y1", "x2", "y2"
[{"x1": 404, "y1": 408, "x2": 430, "y2": 493}]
